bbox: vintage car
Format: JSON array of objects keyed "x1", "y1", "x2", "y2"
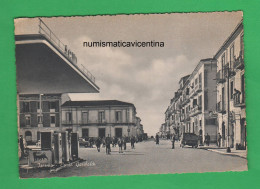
[
  {"x1": 78, "y1": 138, "x2": 90, "y2": 147},
  {"x1": 180, "y1": 133, "x2": 199, "y2": 148}
]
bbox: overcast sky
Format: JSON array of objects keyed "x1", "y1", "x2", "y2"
[{"x1": 15, "y1": 12, "x2": 242, "y2": 135}]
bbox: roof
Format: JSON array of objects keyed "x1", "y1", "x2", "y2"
[
  {"x1": 62, "y1": 100, "x2": 135, "y2": 107},
  {"x1": 213, "y1": 19, "x2": 243, "y2": 59}
]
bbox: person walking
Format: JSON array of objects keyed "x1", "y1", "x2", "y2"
[
  {"x1": 123, "y1": 136, "x2": 127, "y2": 150},
  {"x1": 118, "y1": 137, "x2": 123, "y2": 153},
  {"x1": 105, "y1": 134, "x2": 111, "y2": 155},
  {"x1": 130, "y1": 136, "x2": 135, "y2": 149},
  {"x1": 205, "y1": 133, "x2": 210, "y2": 146},
  {"x1": 155, "y1": 134, "x2": 159, "y2": 145},
  {"x1": 96, "y1": 137, "x2": 101, "y2": 152},
  {"x1": 217, "y1": 133, "x2": 222, "y2": 147},
  {"x1": 171, "y1": 134, "x2": 175, "y2": 149}
]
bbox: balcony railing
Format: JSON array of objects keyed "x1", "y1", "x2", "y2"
[
  {"x1": 233, "y1": 53, "x2": 244, "y2": 70},
  {"x1": 233, "y1": 92, "x2": 245, "y2": 107},
  {"x1": 216, "y1": 70, "x2": 226, "y2": 84},
  {"x1": 216, "y1": 101, "x2": 226, "y2": 114},
  {"x1": 38, "y1": 18, "x2": 96, "y2": 84},
  {"x1": 190, "y1": 105, "x2": 202, "y2": 117},
  {"x1": 194, "y1": 83, "x2": 202, "y2": 93}
]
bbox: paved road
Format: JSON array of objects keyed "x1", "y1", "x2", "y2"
[{"x1": 20, "y1": 140, "x2": 247, "y2": 178}]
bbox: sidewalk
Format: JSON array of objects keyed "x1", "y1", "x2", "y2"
[{"x1": 198, "y1": 145, "x2": 247, "y2": 159}]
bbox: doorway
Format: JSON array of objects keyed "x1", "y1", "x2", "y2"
[
  {"x1": 82, "y1": 128, "x2": 89, "y2": 139},
  {"x1": 98, "y1": 128, "x2": 106, "y2": 138},
  {"x1": 115, "y1": 128, "x2": 123, "y2": 138}
]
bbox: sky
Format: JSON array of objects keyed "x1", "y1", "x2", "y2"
[{"x1": 15, "y1": 12, "x2": 243, "y2": 136}]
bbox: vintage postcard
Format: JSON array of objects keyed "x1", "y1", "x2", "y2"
[{"x1": 15, "y1": 12, "x2": 247, "y2": 178}]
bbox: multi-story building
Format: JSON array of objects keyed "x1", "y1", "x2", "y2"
[
  {"x1": 16, "y1": 18, "x2": 99, "y2": 144},
  {"x1": 162, "y1": 59, "x2": 218, "y2": 144},
  {"x1": 214, "y1": 20, "x2": 246, "y2": 149},
  {"x1": 61, "y1": 100, "x2": 139, "y2": 139},
  {"x1": 183, "y1": 59, "x2": 217, "y2": 143}
]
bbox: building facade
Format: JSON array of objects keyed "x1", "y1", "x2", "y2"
[
  {"x1": 163, "y1": 59, "x2": 218, "y2": 143},
  {"x1": 214, "y1": 20, "x2": 246, "y2": 149},
  {"x1": 61, "y1": 100, "x2": 140, "y2": 139},
  {"x1": 161, "y1": 20, "x2": 246, "y2": 148}
]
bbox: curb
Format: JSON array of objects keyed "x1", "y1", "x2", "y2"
[{"x1": 205, "y1": 149, "x2": 247, "y2": 159}]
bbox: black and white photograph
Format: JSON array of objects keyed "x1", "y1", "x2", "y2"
[{"x1": 15, "y1": 12, "x2": 247, "y2": 178}]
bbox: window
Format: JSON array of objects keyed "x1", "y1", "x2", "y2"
[
  {"x1": 193, "y1": 99, "x2": 197, "y2": 107},
  {"x1": 66, "y1": 112, "x2": 72, "y2": 122},
  {"x1": 230, "y1": 45, "x2": 235, "y2": 63},
  {"x1": 230, "y1": 81, "x2": 234, "y2": 99},
  {"x1": 221, "y1": 54, "x2": 226, "y2": 68},
  {"x1": 198, "y1": 95, "x2": 202, "y2": 106},
  {"x1": 115, "y1": 111, "x2": 122, "y2": 122},
  {"x1": 240, "y1": 34, "x2": 244, "y2": 57},
  {"x1": 241, "y1": 74, "x2": 245, "y2": 103},
  {"x1": 98, "y1": 111, "x2": 105, "y2": 123},
  {"x1": 49, "y1": 101, "x2": 56, "y2": 109},
  {"x1": 199, "y1": 120, "x2": 202, "y2": 127},
  {"x1": 82, "y1": 112, "x2": 88, "y2": 123},
  {"x1": 37, "y1": 101, "x2": 40, "y2": 109},
  {"x1": 37, "y1": 115, "x2": 43, "y2": 124},
  {"x1": 25, "y1": 115, "x2": 31, "y2": 125},
  {"x1": 199, "y1": 73, "x2": 202, "y2": 85},
  {"x1": 50, "y1": 115, "x2": 56, "y2": 124},
  {"x1": 186, "y1": 88, "x2": 189, "y2": 95},
  {"x1": 23, "y1": 102, "x2": 30, "y2": 112}
]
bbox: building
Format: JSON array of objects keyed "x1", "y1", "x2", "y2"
[
  {"x1": 16, "y1": 18, "x2": 99, "y2": 143},
  {"x1": 214, "y1": 20, "x2": 246, "y2": 149},
  {"x1": 61, "y1": 100, "x2": 139, "y2": 139},
  {"x1": 182, "y1": 59, "x2": 217, "y2": 143},
  {"x1": 162, "y1": 59, "x2": 218, "y2": 144}
]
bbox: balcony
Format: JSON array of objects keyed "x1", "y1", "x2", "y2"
[
  {"x1": 233, "y1": 92, "x2": 246, "y2": 107},
  {"x1": 180, "y1": 114, "x2": 185, "y2": 122},
  {"x1": 185, "y1": 113, "x2": 190, "y2": 121},
  {"x1": 194, "y1": 83, "x2": 202, "y2": 94},
  {"x1": 234, "y1": 56, "x2": 245, "y2": 70},
  {"x1": 182, "y1": 95, "x2": 190, "y2": 106},
  {"x1": 190, "y1": 105, "x2": 202, "y2": 117},
  {"x1": 216, "y1": 70, "x2": 226, "y2": 84},
  {"x1": 216, "y1": 101, "x2": 226, "y2": 114},
  {"x1": 62, "y1": 120, "x2": 73, "y2": 125}
]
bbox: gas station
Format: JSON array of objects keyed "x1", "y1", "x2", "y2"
[{"x1": 16, "y1": 18, "x2": 99, "y2": 171}]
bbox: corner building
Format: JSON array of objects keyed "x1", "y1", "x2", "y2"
[{"x1": 214, "y1": 20, "x2": 246, "y2": 149}]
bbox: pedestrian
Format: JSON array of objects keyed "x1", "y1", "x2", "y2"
[
  {"x1": 118, "y1": 137, "x2": 123, "y2": 153},
  {"x1": 155, "y1": 134, "x2": 159, "y2": 145},
  {"x1": 130, "y1": 136, "x2": 135, "y2": 149},
  {"x1": 205, "y1": 133, "x2": 210, "y2": 146},
  {"x1": 123, "y1": 136, "x2": 127, "y2": 150},
  {"x1": 19, "y1": 135, "x2": 25, "y2": 159},
  {"x1": 105, "y1": 134, "x2": 111, "y2": 154},
  {"x1": 172, "y1": 134, "x2": 175, "y2": 149},
  {"x1": 217, "y1": 133, "x2": 222, "y2": 147},
  {"x1": 96, "y1": 137, "x2": 101, "y2": 152}
]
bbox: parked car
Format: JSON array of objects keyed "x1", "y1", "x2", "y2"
[
  {"x1": 79, "y1": 138, "x2": 90, "y2": 147},
  {"x1": 180, "y1": 133, "x2": 199, "y2": 148}
]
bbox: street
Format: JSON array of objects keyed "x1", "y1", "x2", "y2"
[{"x1": 20, "y1": 140, "x2": 247, "y2": 178}]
